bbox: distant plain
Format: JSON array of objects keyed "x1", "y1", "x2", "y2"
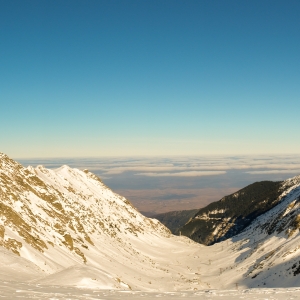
[{"x1": 18, "y1": 155, "x2": 300, "y2": 215}]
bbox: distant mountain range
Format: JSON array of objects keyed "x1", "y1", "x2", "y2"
[{"x1": 2, "y1": 151, "x2": 300, "y2": 295}]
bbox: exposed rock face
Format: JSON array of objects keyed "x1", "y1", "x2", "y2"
[
  {"x1": 260, "y1": 176, "x2": 300, "y2": 237},
  {"x1": 0, "y1": 152, "x2": 206, "y2": 291},
  {"x1": 0, "y1": 152, "x2": 168, "y2": 262},
  {"x1": 228, "y1": 175, "x2": 300, "y2": 286},
  {"x1": 180, "y1": 180, "x2": 298, "y2": 245}
]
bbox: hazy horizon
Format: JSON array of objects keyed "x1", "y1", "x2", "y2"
[
  {"x1": 2, "y1": 1, "x2": 300, "y2": 296},
  {"x1": 18, "y1": 154, "x2": 300, "y2": 215},
  {"x1": 2, "y1": 0, "x2": 300, "y2": 213}
]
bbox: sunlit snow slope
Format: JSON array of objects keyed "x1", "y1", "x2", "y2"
[
  {"x1": 0, "y1": 152, "x2": 206, "y2": 291},
  {"x1": 2, "y1": 152, "x2": 300, "y2": 293},
  {"x1": 180, "y1": 174, "x2": 300, "y2": 289}
]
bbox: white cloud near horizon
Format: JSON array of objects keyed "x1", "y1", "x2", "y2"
[
  {"x1": 19, "y1": 155, "x2": 300, "y2": 177},
  {"x1": 134, "y1": 171, "x2": 227, "y2": 177},
  {"x1": 98, "y1": 163, "x2": 300, "y2": 175},
  {"x1": 245, "y1": 170, "x2": 300, "y2": 175}
]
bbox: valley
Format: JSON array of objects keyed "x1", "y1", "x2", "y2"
[{"x1": 2, "y1": 152, "x2": 300, "y2": 298}]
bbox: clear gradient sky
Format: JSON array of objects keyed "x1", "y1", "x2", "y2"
[{"x1": 1, "y1": 0, "x2": 300, "y2": 158}]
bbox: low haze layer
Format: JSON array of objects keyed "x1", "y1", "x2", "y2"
[{"x1": 19, "y1": 155, "x2": 300, "y2": 214}]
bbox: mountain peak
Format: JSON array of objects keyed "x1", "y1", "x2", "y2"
[{"x1": 2, "y1": 154, "x2": 204, "y2": 291}]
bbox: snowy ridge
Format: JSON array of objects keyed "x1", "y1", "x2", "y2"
[
  {"x1": 181, "y1": 180, "x2": 287, "y2": 245},
  {"x1": 0, "y1": 153, "x2": 206, "y2": 291},
  {"x1": 2, "y1": 152, "x2": 300, "y2": 296}
]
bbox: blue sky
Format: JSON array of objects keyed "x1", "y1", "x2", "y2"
[{"x1": 1, "y1": 0, "x2": 300, "y2": 158}]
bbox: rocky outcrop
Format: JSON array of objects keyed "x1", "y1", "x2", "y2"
[{"x1": 180, "y1": 180, "x2": 299, "y2": 245}]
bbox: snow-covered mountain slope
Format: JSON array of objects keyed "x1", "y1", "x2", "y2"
[
  {"x1": 190, "y1": 174, "x2": 300, "y2": 289},
  {"x1": 0, "y1": 152, "x2": 206, "y2": 291},
  {"x1": 2, "y1": 151, "x2": 300, "y2": 295}
]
